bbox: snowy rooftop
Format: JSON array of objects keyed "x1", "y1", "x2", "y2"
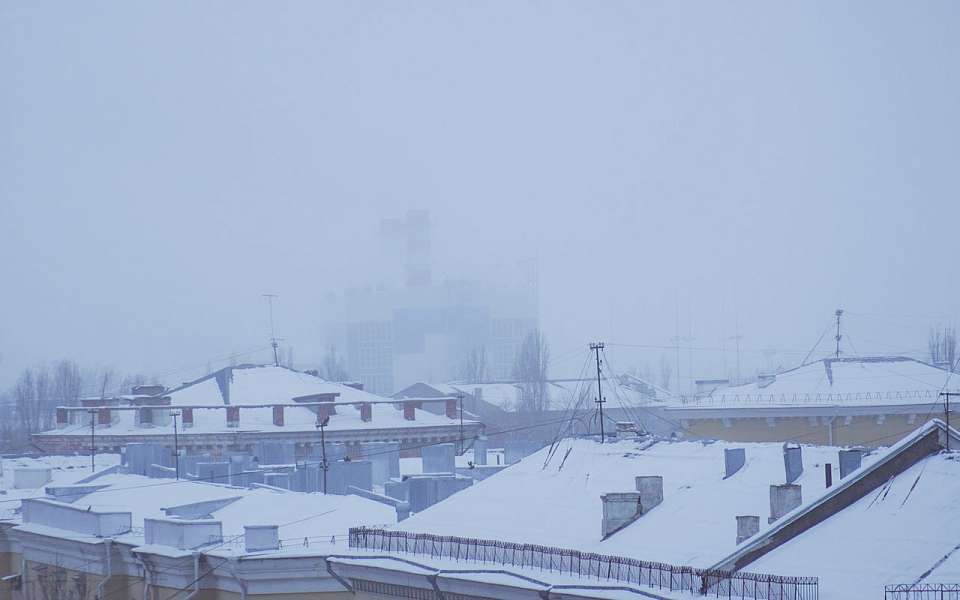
[
  {"x1": 12, "y1": 472, "x2": 395, "y2": 556},
  {"x1": 42, "y1": 365, "x2": 469, "y2": 436},
  {"x1": 0, "y1": 454, "x2": 121, "y2": 519},
  {"x1": 421, "y1": 376, "x2": 666, "y2": 413},
  {"x1": 398, "y1": 436, "x2": 876, "y2": 567},
  {"x1": 745, "y1": 449, "x2": 960, "y2": 598},
  {"x1": 672, "y1": 356, "x2": 959, "y2": 408},
  {"x1": 166, "y1": 364, "x2": 380, "y2": 407}
]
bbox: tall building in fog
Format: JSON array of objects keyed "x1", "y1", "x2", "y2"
[{"x1": 321, "y1": 210, "x2": 538, "y2": 395}]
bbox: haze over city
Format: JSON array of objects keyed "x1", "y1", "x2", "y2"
[{"x1": 3, "y1": 1, "x2": 958, "y2": 391}]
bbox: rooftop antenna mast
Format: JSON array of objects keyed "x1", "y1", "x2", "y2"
[
  {"x1": 590, "y1": 342, "x2": 606, "y2": 443},
  {"x1": 263, "y1": 294, "x2": 281, "y2": 366},
  {"x1": 834, "y1": 308, "x2": 844, "y2": 358}
]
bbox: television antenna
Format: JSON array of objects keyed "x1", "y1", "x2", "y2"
[{"x1": 263, "y1": 294, "x2": 283, "y2": 366}]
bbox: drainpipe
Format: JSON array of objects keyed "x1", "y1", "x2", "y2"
[
  {"x1": 183, "y1": 552, "x2": 201, "y2": 600},
  {"x1": 95, "y1": 538, "x2": 113, "y2": 600},
  {"x1": 826, "y1": 413, "x2": 837, "y2": 446},
  {"x1": 226, "y1": 558, "x2": 247, "y2": 600},
  {"x1": 133, "y1": 553, "x2": 153, "y2": 600}
]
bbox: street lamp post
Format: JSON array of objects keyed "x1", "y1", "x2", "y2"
[
  {"x1": 316, "y1": 415, "x2": 329, "y2": 494},
  {"x1": 170, "y1": 410, "x2": 181, "y2": 480}
]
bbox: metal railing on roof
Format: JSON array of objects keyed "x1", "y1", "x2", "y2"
[
  {"x1": 348, "y1": 527, "x2": 818, "y2": 600},
  {"x1": 886, "y1": 584, "x2": 960, "y2": 600},
  {"x1": 671, "y1": 389, "x2": 942, "y2": 408}
]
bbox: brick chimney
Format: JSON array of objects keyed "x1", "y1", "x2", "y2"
[
  {"x1": 56, "y1": 408, "x2": 68, "y2": 429},
  {"x1": 272, "y1": 405, "x2": 284, "y2": 427},
  {"x1": 226, "y1": 406, "x2": 240, "y2": 428},
  {"x1": 360, "y1": 403, "x2": 372, "y2": 422},
  {"x1": 181, "y1": 407, "x2": 193, "y2": 429},
  {"x1": 445, "y1": 398, "x2": 458, "y2": 419},
  {"x1": 97, "y1": 408, "x2": 111, "y2": 427},
  {"x1": 318, "y1": 404, "x2": 333, "y2": 423},
  {"x1": 403, "y1": 401, "x2": 420, "y2": 421}
]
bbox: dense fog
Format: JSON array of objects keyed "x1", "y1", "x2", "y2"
[{"x1": 2, "y1": 1, "x2": 959, "y2": 392}]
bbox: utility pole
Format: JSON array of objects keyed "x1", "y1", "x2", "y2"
[
  {"x1": 590, "y1": 342, "x2": 606, "y2": 443},
  {"x1": 834, "y1": 309, "x2": 844, "y2": 358},
  {"x1": 316, "y1": 415, "x2": 329, "y2": 493},
  {"x1": 87, "y1": 409, "x2": 97, "y2": 472},
  {"x1": 171, "y1": 410, "x2": 181, "y2": 480},
  {"x1": 457, "y1": 392, "x2": 465, "y2": 455},
  {"x1": 263, "y1": 294, "x2": 281, "y2": 366},
  {"x1": 941, "y1": 391, "x2": 958, "y2": 451}
]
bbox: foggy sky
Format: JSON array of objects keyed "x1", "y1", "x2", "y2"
[{"x1": 2, "y1": 1, "x2": 959, "y2": 389}]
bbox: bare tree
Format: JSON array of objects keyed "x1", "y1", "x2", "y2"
[
  {"x1": 512, "y1": 329, "x2": 550, "y2": 412},
  {"x1": 929, "y1": 325, "x2": 958, "y2": 371},
  {"x1": 457, "y1": 346, "x2": 487, "y2": 383},
  {"x1": 659, "y1": 355, "x2": 672, "y2": 391},
  {"x1": 97, "y1": 368, "x2": 116, "y2": 400},
  {"x1": 52, "y1": 359, "x2": 83, "y2": 407},
  {"x1": 319, "y1": 346, "x2": 350, "y2": 381}
]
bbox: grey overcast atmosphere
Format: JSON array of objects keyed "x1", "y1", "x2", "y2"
[{"x1": 2, "y1": 1, "x2": 959, "y2": 391}]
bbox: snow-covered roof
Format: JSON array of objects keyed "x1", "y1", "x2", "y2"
[
  {"x1": 12, "y1": 473, "x2": 395, "y2": 556},
  {"x1": 398, "y1": 436, "x2": 877, "y2": 567},
  {"x1": 41, "y1": 365, "x2": 469, "y2": 436},
  {"x1": 743, "y1": 450, "x2": 960, "y2": 597},
  {"x1": 674, "y1": 356, "x2": 958, "y2": 408},
  {"x1": 436, "y1": 377, "x2": 664, "y2": 412},
  {"x1": 166, "y1": 364, "x2": 382, "y2": 407},
  {"x1": 0, "y1": 454, "x2": 121, "y2": 519}
]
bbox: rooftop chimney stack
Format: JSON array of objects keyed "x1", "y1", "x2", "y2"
[
  {"x1": 839, "y1": 449, "x2": 865, "y2": 479},
  {"x1": 769, "y1": 484, "x2": 802, "y2": 523},
  {"x1": 736, "y1": 515, "x2": 760, "y2": 544},
  {"x1": 635, "y1": 476, "x2": 664, "y2": 512},
  {"x1": 226, "y1": 406, "x2": 240, "y2": 428},
  {"x1": 181, "y1": 407, "x2": 193, "y2": 429},
  {"x1": 601, "y1": 493, "x2": 642, "y2": 538},
  {"x1": 403, "y1": 401, "x2": 419, "y2": 421},
  {"x1": 724, "y1": 448, "x2": 746, "y2": 478},
  {"x1": 783, "y1": 444, "x2": 803, "y2": 483},
  {"x1": 360, "y1": 403, "x2": 373, "y2": 422},
  {"x1": 272, "y1": 405, "x2": 284, "y2": 427}
]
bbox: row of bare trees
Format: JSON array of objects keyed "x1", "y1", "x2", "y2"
[
  {"x1": 929, "y1": 325, "x2": 957, "y2": 370},
  {"x1": 0, "y1": 359, "x2": 150, "y2": 451}
]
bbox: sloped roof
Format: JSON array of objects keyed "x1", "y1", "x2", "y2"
[
  {"x1": 439, "y1": 377, "x2": 663, "y2": 412},
  {"x1": 675, "y1": 356, "x2": 958, "y2": 408},
  {"x1": 167, "y1": 364, "x2": 386, "y2": 406},
  {"x1": 708, "y1": 420, "x2": 960, "y2": 599},
  {"x1": 41, "y1": 365, "x2": 466, "y2": 436},
  {"x1": 398, "y1": 436, "x2": 875, "y2": 567},
  {"x1": 744, "y1": 452, "x2": 959, "y2": 595}
]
